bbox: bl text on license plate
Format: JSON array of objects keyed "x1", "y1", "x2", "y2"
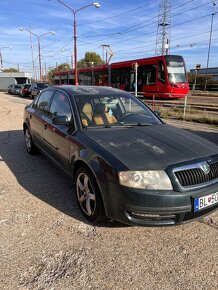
[{"x1": 194, "y1": 192, "x2": 218, "y2": 212}]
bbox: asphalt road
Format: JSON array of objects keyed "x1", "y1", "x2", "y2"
[{"x1": 0, "y1": 92, "x2": 217, "y2": 290}]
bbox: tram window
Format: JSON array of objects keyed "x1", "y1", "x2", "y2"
[
  {"x1": 111, "y1": 68, "x2": 129, "y2": 89},
  {"x1": 141, "y1": 64, "x2": 156, "y2": 85},
  {"x1": 94, "y1": 71, "x2": 103, "y2": 85},
  {"x1": 158, "y1": 61, "x2": 165, "y2": 83},
  {"x1": 111, "y1": 69, "x2": 120, "y2": 88}
]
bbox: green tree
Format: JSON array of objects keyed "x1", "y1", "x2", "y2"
[
  {"x1": 47, "y1": 63, "x2": 71, "y2": 84},
  {"x1": 2, "y1": 68, "x2": 19, "y2": 72},
  {"x1": 78, "y1": 52, "x2": 104, "y2": 68}
]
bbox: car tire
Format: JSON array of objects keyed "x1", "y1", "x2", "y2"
[
  {"x1": 75, "y1": 167, "x2": 106, "y2": 223},
  {"x1": 24, "y1": 127, "x2": 36, "y2": 154}
]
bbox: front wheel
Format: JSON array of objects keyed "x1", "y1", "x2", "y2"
[
  {"x1": 75, "y1": 167, "x2": 106, "y2": 223},
  {"x1": 24, "y1": 127, "x2": 36, "y2": 154}
]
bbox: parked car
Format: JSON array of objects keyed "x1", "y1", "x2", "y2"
[
  {"x1": 23, "y1": 86, "x2": 218, "y2": 226},
  {"x1": 11, "y1": 84, "x2": 21, "y2": 95},
  {"x1": 19, "y1": 84, "x2": 31, "y2": 97},
  {"x1": 30, "y1": 82, "x2": 49, "y2": 99},
  {"x1": 7, "y1": 84, "x2": 13, "y2": 94}
]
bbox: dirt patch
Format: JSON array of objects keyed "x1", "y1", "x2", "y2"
[{"x1": 20, "y1": 247, "x2": 94, "y2": 290}]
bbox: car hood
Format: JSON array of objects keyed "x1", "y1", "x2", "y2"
[{"x1": 85, "y1": 124, "x2": 218, "y2": 170}]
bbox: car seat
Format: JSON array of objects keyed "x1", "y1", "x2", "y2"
[
  {"x1": 78, "y1": 103, "x2": 93, "y2": 127},
  {"x1": 93, "y1": 103, "x2": 117, "y2": 125}
]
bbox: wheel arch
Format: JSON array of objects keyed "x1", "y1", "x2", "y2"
[
  {"x1": 73, "y1": 159, "x2": 99, "y2": 182},
  {"x1": 23, "y1": 122, "x2": 28, "y2": 133},
  {"x1": 73, "y1": 159, "x2": 106, "y2": 205}
]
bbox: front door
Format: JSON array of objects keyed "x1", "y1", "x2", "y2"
[{"x1": 43, "y1": 90, "x2": 73, "y2": 171}]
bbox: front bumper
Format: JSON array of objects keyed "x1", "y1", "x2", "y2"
[{"x1": 101, "y1": 181, "x2": 218, "y2": 226}]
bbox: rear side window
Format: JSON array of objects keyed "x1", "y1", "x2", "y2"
[{"x1": 36, "y1": 90, "x2": 54, "y2": 112}]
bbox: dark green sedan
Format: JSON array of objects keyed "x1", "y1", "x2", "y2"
[{"x1": 23, "y1": 85, "x2": 218, "y2": 226}]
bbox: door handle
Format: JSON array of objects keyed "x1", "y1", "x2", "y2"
[{"x1": 44, "y1": 123, "x2": 47, "y2": 130}]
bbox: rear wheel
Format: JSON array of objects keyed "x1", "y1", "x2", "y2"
[
  {"x1": 75, "y1": 167, "x2": 106, "y2": 223},
  {"x1": 24, "y1": 127, "x2": 36, "y2": 154}
]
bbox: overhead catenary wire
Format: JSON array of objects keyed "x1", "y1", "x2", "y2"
[{"x1": 8, "y1": 0, "x2": 218, "y2": 70}]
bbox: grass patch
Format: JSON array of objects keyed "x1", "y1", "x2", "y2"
[{"x1": 159, "y1": 107, "x2": 218, "y2": 126}]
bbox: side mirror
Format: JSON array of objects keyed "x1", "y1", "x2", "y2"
[
  {"x1": 154, "y1": 110, "x2": 161, "y2": 118},
  {"x1": 52, "y1": 115, "x2": 69, "y2": 126}
]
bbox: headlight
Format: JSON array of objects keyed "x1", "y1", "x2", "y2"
[{"x1": 118, "y1": 171, "x2": 173, "y2": 190}]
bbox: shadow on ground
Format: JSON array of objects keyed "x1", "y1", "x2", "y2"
[{"x1": 0, "y1": 130, "x2": 125, "y2": 228}]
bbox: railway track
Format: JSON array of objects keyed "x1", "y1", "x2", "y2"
[{"x1": 140, "y1": 93, "x2": 218, "y2": 113}]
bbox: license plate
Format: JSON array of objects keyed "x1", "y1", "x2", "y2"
[{"x1": 194, "y1": 192, "x2": 218, "y2": 212}]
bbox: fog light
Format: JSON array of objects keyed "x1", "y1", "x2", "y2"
[{"x1": 132, "y1": 212, "x2": 160, "y2": 218}]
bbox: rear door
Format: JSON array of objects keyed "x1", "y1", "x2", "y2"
[{"x1": 29, "y1": 90, "x2": 54, "y2": 149}]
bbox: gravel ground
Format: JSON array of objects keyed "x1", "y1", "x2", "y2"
[{"x1": 0, "y1": 92, "x2": 217, "y2": 290}]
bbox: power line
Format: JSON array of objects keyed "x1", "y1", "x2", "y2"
[
  {"x1": 78, "y1": 0, "x2": 159, "y2": 26},
  {"x1": 78, "y1": 0, "x2": 196, "y2": 39},
  {"x1": 77, "y1": 9, "x2": 216, "y2": 47}
]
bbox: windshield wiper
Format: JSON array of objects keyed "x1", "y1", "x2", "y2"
[
  {"x1": 83, "y1": 122, "x2": 154, "y2": 129},
  {"x1": 117, "y1": 122, "x2": 153, "y2": 127}
]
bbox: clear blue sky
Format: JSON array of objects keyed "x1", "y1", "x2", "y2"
[{"x1": 0, "y1": 0, "x2": 218, "y2": 73}]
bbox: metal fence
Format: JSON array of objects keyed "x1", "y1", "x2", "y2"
[{"x1": 130, "y1": 91, "x2": 218, "y2": 122}]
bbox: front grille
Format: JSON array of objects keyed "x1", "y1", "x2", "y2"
[
  {"x1": 174, "y1": 162, "x2": 218, "y2": 187},
  {"x1": 183, "y1": 203, "x2": 218, "y2": 222}
]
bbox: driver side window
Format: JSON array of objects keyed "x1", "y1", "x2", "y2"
[{"x1": 49, "y1": 91, "x2": 72, "y2": 121}]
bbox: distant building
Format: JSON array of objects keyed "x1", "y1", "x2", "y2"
[
  {"x1": 0, "y1": 72, "x2": 32, "y2": 90},
  {"x1": 190, "y1": 67, "x2": 218, "y2": 81}
]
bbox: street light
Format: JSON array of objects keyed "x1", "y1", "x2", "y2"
[
  {"x1": 204, "y1": 11, "x2": 217, "y2": 91},
  {"x1": 19, "y1": 27, "x2": 55, "y2": 81},
  {"x1": 0, "y1": 46, "x2": 12, "y2": 69},
  {"x1": 19, "y1": 26, "x2": 36, "y2": 80},
  {"x1": 49, "y1": 0, "x2": 101, "y2": 86}
]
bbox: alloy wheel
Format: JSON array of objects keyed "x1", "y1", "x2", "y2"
[
  {"x1": 76, "y1": 172, "x2": 96, "y2": 216},
  {"x1": 25, "y1": 128, "x2": 32, "y2": 152}
]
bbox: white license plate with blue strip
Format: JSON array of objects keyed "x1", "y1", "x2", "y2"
[{"x1": 194, "y1": 192, "x2": 218, "y2": 212}]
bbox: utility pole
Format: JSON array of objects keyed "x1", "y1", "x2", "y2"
[
  {"x1": 44, "y1": 63, "x2": 47, "y2": 81},
  {"x1": 0, "y1": 46, "x2": 12, "y2": 70},
  {"x1": 155, "y1": 0, "x2": 171, "y2": 55},
  {"x1": 0, "y1": 51, "x2": 2, "y2": 69},
  {"x1": 100, "y1": 45, "x2": 113, "y2": 64},
  {"x1": 132, "y1": 63, "x2": 139, "y2": 97},
  {"x1": 71, "y1": 54, "x2": 74, "y2": 69},
  {"x1": 29, "y1": 26, "x2": 35, "y2": 81},
  {"x1": 204, "y1": 2, "x2": 217, "y2": 91}
]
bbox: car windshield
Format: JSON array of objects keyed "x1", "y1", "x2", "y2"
[
  {"x1": 38, "y1": 83, "x2": 49, "y2": 89},
  {"x1": 75, "y1": 92, "x2": 162, "y2": 128}
]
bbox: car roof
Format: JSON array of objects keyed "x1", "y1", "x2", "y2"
[{"x1": 51, "y1": 85, "x2": 126, "y2": 96}]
